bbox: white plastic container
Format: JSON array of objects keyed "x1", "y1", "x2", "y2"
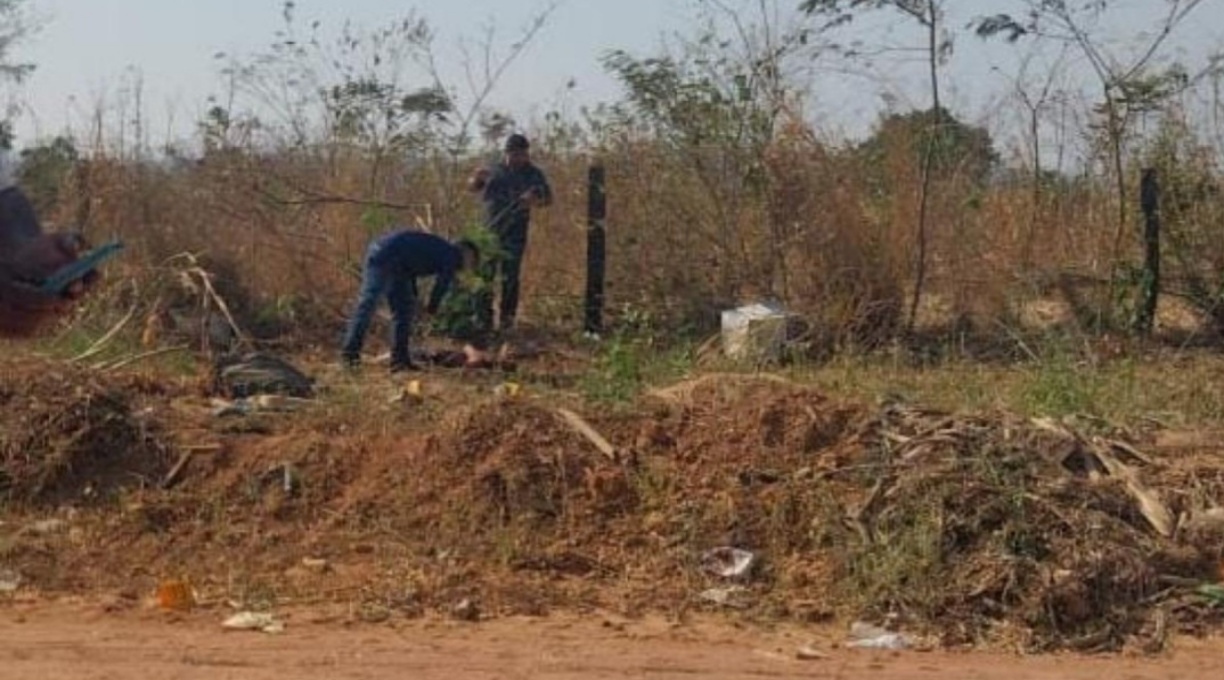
[{"x1": 721, "y1": 302, "x2": 791, "y2": 363}]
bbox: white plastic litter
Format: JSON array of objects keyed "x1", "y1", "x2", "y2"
[
  {"x1": 699, "y1": 586, "x2": 752, "y2": 609},
  {"x1": 700, "y1": 547, "x2": 756, "y2": 579},
  {"x1": 847, "y1": 621, "x2": 911, "y2": 650},
  {"x1": 721, "y1": 303, "x2": 792, "y2": 363},
  {"x1": 222, "y1": 611, "x2": 284, "y2": 634}
]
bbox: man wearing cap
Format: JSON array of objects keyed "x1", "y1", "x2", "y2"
[{"x1": 467, "y1": 133, "x2": 552, "y2": 334}]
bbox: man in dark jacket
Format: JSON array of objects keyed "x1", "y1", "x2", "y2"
[
  {"x1": 341, "y1": 230, "x2": 479, "y2": 372},
  {"x1": 467, "y1": 133, "x2": 551, "y2": 333}
]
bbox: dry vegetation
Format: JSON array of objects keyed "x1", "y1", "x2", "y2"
[
  {"x1": 11, "y1": 1, "x2": 1217, "y2": 360},
  {"x1": 5, "y1": 0, "x2": 1224, "y2": 657}
]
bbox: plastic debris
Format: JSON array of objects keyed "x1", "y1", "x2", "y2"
[
  {"x1": 212, "y1": 394, "x2": 312, "y2": 418},
  {"x1": 699, "y1": 586, "x2": 752, "y2": 609},
  {"x1": 223, "y1": 611, "x2": 284, "y2": 634},
  {"x1": 796, "y1": 644, "x2": 828, "y2": 661},
  {"x1": 847, "y1": 621, "x2": 911, "y2": 650},
  {"x1": 493, "y1": 382, "x2": 522, "y2": 399},
  {"x1": 156, "y1": 579, "x2": 196, "y2": 611},
  {"x1": 451, "y1": 598, "x2": 481, "y2": 621},
  {"x1": 0, "y1": 569, "x2": 20, "y2": 594},
  {"x1": 23, "y1": 518, "x2": 68, "y2": 535},
  {"x1": 701, "y1": 547, "x2": 756, "y2": 579},
  {"x1": 301, "y1": 557, "x2": 331, "y2": 573}
]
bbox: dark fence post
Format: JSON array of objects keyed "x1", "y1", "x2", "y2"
[
  {"x1": 1135, "y1": 167, "x2": 1160, "y2": 337},
  {"x1": 585, "y1": 162, "x2": 607, "y2": 335}
]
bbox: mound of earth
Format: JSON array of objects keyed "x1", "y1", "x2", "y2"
[
  {"x1": 3, "y1": 370, "x2": 1223, "y2": 653},
  {"x1": 0, "y1": 361, "x2": 178, "y2": 505}
]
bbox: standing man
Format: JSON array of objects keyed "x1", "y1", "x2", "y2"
[
  {"x1": 0, "y1": 147, "x2": 96, "y2": 337},
  {"x1": 341, "y1": 229, "x2": 479, "y2": 373},
  {"x1": 467, "y1": 133, "x2": 552, "y2": 334}
]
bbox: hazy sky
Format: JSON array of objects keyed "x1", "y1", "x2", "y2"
[{"x1": 9, "y1": 0, "x2": 1224, "y2": 154}]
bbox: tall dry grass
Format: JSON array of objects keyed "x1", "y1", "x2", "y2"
[{"x1": 30, "y1": 105, "x2": 1216, "y2": 356}]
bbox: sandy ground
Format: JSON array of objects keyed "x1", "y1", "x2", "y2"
[{"x1": 1, "y1": 602, "x2": 1222, "y2": 680}]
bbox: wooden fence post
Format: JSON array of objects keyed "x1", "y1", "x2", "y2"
[
  {"x1": 1135, "y1": 167, "x2": 1160, "y2": 337},
  {"x1": 585, "y1": 162, "x2": 607, "y2": 335}
]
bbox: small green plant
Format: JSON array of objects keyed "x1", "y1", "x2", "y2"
[
  {"x1": 430, "y1": 223, "x2": 505, "y2": 341},
  {"x1": 580, "y1": 310, "x2": 696, "y2": 405},
  {"x1": 1020, "y1": 348, "x2": 1101, "y2": 417}
]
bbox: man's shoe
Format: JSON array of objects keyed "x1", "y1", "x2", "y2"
[{"x1": 389, "y1": 361, "x2": 422, "y2": 374}]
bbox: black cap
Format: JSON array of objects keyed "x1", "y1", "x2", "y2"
[{"x1": 504, "y1": 134, "x2": 530, "y2": 151}]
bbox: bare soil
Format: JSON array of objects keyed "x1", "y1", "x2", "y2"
[
  {"x1": 1, "y1": 601, "x2": 1222, "y2": 680},
  {"x1": 4, "y1": 346, "x2": 1224, "y2": 668}
]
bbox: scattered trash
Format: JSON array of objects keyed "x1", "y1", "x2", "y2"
[
  {"x1": 22, "y1": 518, "x2": 68, "y2": 536},
  {"x1": 847, "y1": 621, "x2": 911, "y2": 650},
  {"x1": 211, "y1": 394, "x2": 312, "y2": 418},
  {"x1": 451, "y1": 598, "x2": 480, "y2": 621},
  {"x1": 301, "y1": 557, "x2": 331, "y2": 573},
  {"x1": 796, "y1": 644, "x2": 829, "y2": 661},
  {"x1": 260, "y1": 463, "x2": 302, "y2": 496},
  {"x1": 0, "y1": 569, "x2": 20, "y2": 594},
  {"x1": 720, "y1": 302, "x2": 795, "y2": 363},
  {"x1": 493, "y1": 382, "x2": 522, "y2": 399},
  {"x1": 223, "y1": 611, "x2": 285, "y2": 634},
  {"x1": 701, "y1": 547, "x2": 756, "y2": 579},
  {"x1": 391, "y1": 380, "x2": 425, "y2": 404},
  {"x1": 699, "y1": 586, "x2": 752, "y2": 609},
  {"x1": 156, "y1": 579, "x2": 196, "y2": 611}
]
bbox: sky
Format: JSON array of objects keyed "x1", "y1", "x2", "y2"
[{"x1": 7, "y1": 0, "x2": 1224, "y2": 156}]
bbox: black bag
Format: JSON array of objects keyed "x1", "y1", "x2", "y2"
[{"x1": 212, "y1": 352, "x2": 315, "y2": 399}]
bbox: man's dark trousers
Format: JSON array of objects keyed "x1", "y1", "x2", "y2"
[
  {"x1": 477, "y1": 223, "x2": 527, "y2": 333},
  {"x1": 342, "y1": 244, "x2": 418, "y2": 367}
]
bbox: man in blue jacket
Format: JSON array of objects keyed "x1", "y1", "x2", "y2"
[
  {"x1": 467, "y1": 133, "x2": 552, "y2": 333},
  {"x1": 341, "y1": 230, "x2": 479, "y2": 372}
]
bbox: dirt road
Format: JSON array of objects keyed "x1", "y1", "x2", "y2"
[{"x1": 0, "y1": 602, "x2": 1221, "y2": 680}]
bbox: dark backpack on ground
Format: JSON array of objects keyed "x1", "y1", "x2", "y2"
[{"x1": 212, "y1": 352, "x2": 314, "y2": 399}]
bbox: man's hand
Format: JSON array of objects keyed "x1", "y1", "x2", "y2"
[
  {"x1": 0, "y1": 233, "x2": 99, "y2": 337},
  {"x1": 519, "y1": 188, "x2": 541, "y2": 208},
  {"x1": 468, "y1": 167, "x2": 491, "y2": 192}
]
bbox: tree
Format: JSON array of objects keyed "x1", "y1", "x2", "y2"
[
  {"x1": 975, "y1": 0, "x2": 1209, "y2": 327},
  {"x1": 17, "y1": 135, "x2": 77, "y2": 214},
  {"x1": 856, "y1": 106, "x2": 999, "y2": 190},
  {"x1": 0, "y1": 0, "x2": 37, "y2": 149},
  {"x1": 603, "y1": 0, "x2": 817, "y2": 303},
  {"x1": 801, "y1": 0, "x2": 950, "y2": 334}
]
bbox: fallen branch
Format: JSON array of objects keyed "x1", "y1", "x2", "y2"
[
  {"x1": 556, "y1": 408, "x2": 618, "y2": 462},
  {"x1": 72, "y1": 301, "x2": 139, "y2": 363},
  {"x1": 161, "y1": 450, "x2": 195, "y2": 489},
  {"x1": 97, "y1": 345, "x2": 189, "y2": 372}
]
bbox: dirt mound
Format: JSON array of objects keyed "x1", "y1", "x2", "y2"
[
  {"x1": 0, "y1": 362, "x2": 177, "y2": 505},
  {"x1": 636, "y1": 377, "x2": 1224, "y2": 651},
  {"x1": 5, "y1": 369, "x2": 1223, "y2": 653}
]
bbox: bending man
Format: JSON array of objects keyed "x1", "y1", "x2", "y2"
[{"x1": 341, "y1": 229, "x2": 479, "y2": 373}]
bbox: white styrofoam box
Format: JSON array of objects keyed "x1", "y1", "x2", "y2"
[{"x1": 721, "y1": 302, "x2": 791, "y2": 362}]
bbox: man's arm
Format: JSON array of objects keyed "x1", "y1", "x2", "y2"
[
  {"x1": 425, "y1": 266, "x2": 456, "y2": 315},
  {"x1": 467, "y1": 166, "x2": 491, "y2": 193}
]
